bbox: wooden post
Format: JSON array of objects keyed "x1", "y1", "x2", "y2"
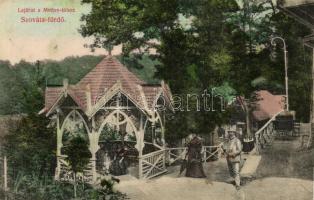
[
  {"x1": 90, "y1": 117, "x2": 98, "y2": 183},
  {"x1": 203, "y1": 146, "x2": 206, "y2": 162},
  {"x1": 4, "y1": 156, "x2": 7, "y2": 191},
  {"x1": 55, "y1": 112, "x2": 61, "y2": 180},
  {"x1": 308, "y1": 48, "x2": 314, "y2": 148},
  {"x1": 138, "y1": 114, "x2": 144, "y2": 179},
  {"x1": 162, "y1": 111, "x2": 166, "y2": 169},
  {"x1": 255, "y1": 134, "x2": 260, "y2": 154}
]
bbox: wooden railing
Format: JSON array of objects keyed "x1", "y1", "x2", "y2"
[
  {"x1": 58, "y1": 156, "x2": 94, "y2": 183},
  {"x1": 165, "y1": 147, "x2": 187, "y2": 165},
  {"x1": 139, "y1": 149, "x2": 167, "y2": 179},
  {"x1": 164, "y1": 143, "x2": 224, "y2": 166},
  {"x1": 202, "y1": 144, "x2": 223, "y2": 162},
  {"x1": 254, "y1": 110, "x2": 283, "y2": 154}
]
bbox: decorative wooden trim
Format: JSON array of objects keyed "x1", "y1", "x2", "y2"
[{"x1": 87, "y1": 82, "x2": 147, "y2": 118}]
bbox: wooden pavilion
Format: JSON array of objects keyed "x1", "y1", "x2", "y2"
[{"x1": 42, "y1": 56, "x2": 173, "y2": 182}]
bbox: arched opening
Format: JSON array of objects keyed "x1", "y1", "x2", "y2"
[
  {"x1": 96, "y1": 110, "x2": 139, "y2": 176},
  {"x1": 60, "y1": 110, "x2": 90, "y2": 155},
  {"x1": 143, "y1": 111, "x2": 164, "y2": 153}
]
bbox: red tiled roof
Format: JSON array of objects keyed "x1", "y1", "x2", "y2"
[
  {"x1": 44, "y1": 56, "x2": 171, "y2": 116},
  {"x1": 45, "y1": 87, "x2": 64, "y2": 111},
  {"x1": 142, "y1": 85, "x2": 162, "y2": 108},
  {"x1": 252, "y1": 90, "x2": 285, "y2": 121},
  {"x1": 78, "y1": 56, "x2": 145, "y2": 106}
]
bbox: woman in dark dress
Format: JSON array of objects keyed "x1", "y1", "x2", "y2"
[
  {"x1": 109, "y1": 144, "x2": 128, "y2": 176},
  {"x1": 185, "y1": 136, "x2": 206, "y2": 178}
]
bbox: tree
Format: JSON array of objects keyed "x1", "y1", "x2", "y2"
[
  {"x1": 64, "y1": 136, "x2": 91, "y2": 198},
  {"x1": 0, "y1": 61, "x2": 23, "y2": 115},
  {"x1": 4, "y1": 114, "x2": 56, "y2": 179},
  {"x1": 226, "y1": 0, "x2": 312, "y2": 139},
  {"x1": 80, "y1": 0, "x2": 239, "y2": 143}
]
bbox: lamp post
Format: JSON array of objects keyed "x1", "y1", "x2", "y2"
[{"x1": 271, "y1": 37, "x2": 289, "y2": 111}]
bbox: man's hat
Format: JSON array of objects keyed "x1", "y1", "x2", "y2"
[{"x1": 226, "y1": 125, "x2": 237, "y2": 133}]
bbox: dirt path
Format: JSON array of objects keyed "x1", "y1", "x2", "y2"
[{"x1": 116, "y1": 138, "x2": 313, "y2": 200}]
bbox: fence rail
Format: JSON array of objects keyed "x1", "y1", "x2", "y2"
[
  {"x1": 202, "y1": 144, "x2": 223, "y2": 161},
  {"x1": 138, "y1": 142, "x2": 224, "y2": 179},
  {"x1": 165, "y1": 147, "x2": 187, "y2": 165},
  {"x1": 139, "y1": 149, "x2": 167, "y2": 179}
]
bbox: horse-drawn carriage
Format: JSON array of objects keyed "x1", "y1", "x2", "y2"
[{"x1": 273, "y1": 111, "x2": 295, "y2": 136}]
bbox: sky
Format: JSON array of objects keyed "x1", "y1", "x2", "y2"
[
  {"x1": 0, "y1": 0, "x2": 121, "y2": 64},
  {"x1": 0, "y1": 0, "x2": 278, "y2": 64}
]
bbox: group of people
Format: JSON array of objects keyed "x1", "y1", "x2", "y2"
[
  {"x1": 184, "y1": 130, "x2": 242, "y2": 190},
  {"x1": 96, "y1": 142, "x2": 130, "y2": 176},
  {"x1": 97, "y1": 130, "x2": 243, "y2": 190}
]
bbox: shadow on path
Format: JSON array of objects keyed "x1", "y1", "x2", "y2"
[{"x1": 256, "y1": 138, "x2": 314, "y2": 181}]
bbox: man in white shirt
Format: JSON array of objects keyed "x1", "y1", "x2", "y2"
[{"x1": 223, "y1": 130, "x2": 242, "y2": 190}]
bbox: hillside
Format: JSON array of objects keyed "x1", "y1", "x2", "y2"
[{"x1": 0, "y1": 54, "x2": 159, "y2": 115}]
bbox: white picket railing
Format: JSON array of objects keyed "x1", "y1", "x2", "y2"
[
  {"x1": 202, "y1": 144, "x2": 224, "y2": 161},
  {"x1": 163, "y1": 143, "x2": 224, "y2": 165},
  {"x1": 165, "y1": 147, "x2": 187, "y2": 165},
  {"x1": 139, "y1": 149, "x2": 167, "y2": 179}
]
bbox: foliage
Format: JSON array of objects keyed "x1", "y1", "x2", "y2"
[
  {"x1": 0, "y1": 174, "x2": 127, "y2": 200},
  {"x1": 227, "y1": 0, "x2": 311, "y2": 122},
  {"x1": 64, "y1": 136, "x2": 91, "y2": 175},
  {"x1": 4, "y1": 114, "x2": 56, "y2": 180},
  {"x1": 79, "y1": 1, "x2": 313, "y2": 143},
  {"x1": 0, "y1": 61, "x2": 23, "y2": 114},
  {"x1": 64, "y1": 136, "x2": 91, "y2": 198},
  {"x1": 213, "y1": 82, "x2": 237, "y2": 105},
  {"x1": 99, "y1": 125, "x2": 122, "y2": 142},
  {"x1": 80, "y1": 0, "x2": 179, "y2": 54},
  {"x1": 94, "y1": 178, "x2": 128, "y2": 200},
  {"x1": 0, "y1": 54, "x2": 158, "y2": 116},
  {"x1": 4, "y1": 174, "x2": 73, "y2": 200},
  {"x1": 118, "y1": 54, "x2": 160, "y2": 84}
]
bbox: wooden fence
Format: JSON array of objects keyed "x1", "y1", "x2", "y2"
[
  {"x1": 139, "y1": 143, "x2": 224, "y2": 179},
  {"x1": 139, "y1": 149, "x2": 167, "y2": 179}
]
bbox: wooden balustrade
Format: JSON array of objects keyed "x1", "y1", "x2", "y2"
[
  {"x1": 254, "y1": 110, "x2": 283, "y2": 154},
  {"x1": 165, "y1": 147, "x2": 187, "y2": 165},
  {"x1": 202, "y1": 144, "x2": 223, "y2": 162},
  {"x1": 139, "y1": 149, "x2": 167, "y2": 179}
]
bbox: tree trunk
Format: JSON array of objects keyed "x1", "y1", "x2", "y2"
[
  {"x1": 73, "y1": 173, "x2": 77, "y2": 198},
  {"x1": 244, "y1": 102, "x2": 252, "y2": 138},
  {"x1": 237, "y1": 96, "x2": 252, "y2": 138}
]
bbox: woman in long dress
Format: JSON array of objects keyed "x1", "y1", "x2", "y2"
[{"x1": 185, "y1": 136, "x2": 206, "y2": 178}]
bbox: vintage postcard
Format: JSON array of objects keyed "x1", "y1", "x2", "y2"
[{"x1": 0, "y1": 0, "x2": 313, "y2": 199}]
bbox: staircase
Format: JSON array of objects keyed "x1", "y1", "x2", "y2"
[{"x1": 254, "y1": 111, "x2": 282, "y2": 154}]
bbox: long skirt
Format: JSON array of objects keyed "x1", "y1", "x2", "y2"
[{"x1": 185, "y1": 160, "x2": 206, "y2": 178}]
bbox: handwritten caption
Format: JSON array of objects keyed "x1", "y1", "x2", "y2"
[{"x1": 18, "y1": 8, "x2": 76, "y2": 23}]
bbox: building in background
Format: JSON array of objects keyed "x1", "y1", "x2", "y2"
[{"x1": 278, "y1": 0, "x2": 314, "y2": 147}]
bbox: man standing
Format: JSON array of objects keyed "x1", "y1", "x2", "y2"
[{"x1": 223, "y1": 130, "x2": 242, "y2": 190}]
